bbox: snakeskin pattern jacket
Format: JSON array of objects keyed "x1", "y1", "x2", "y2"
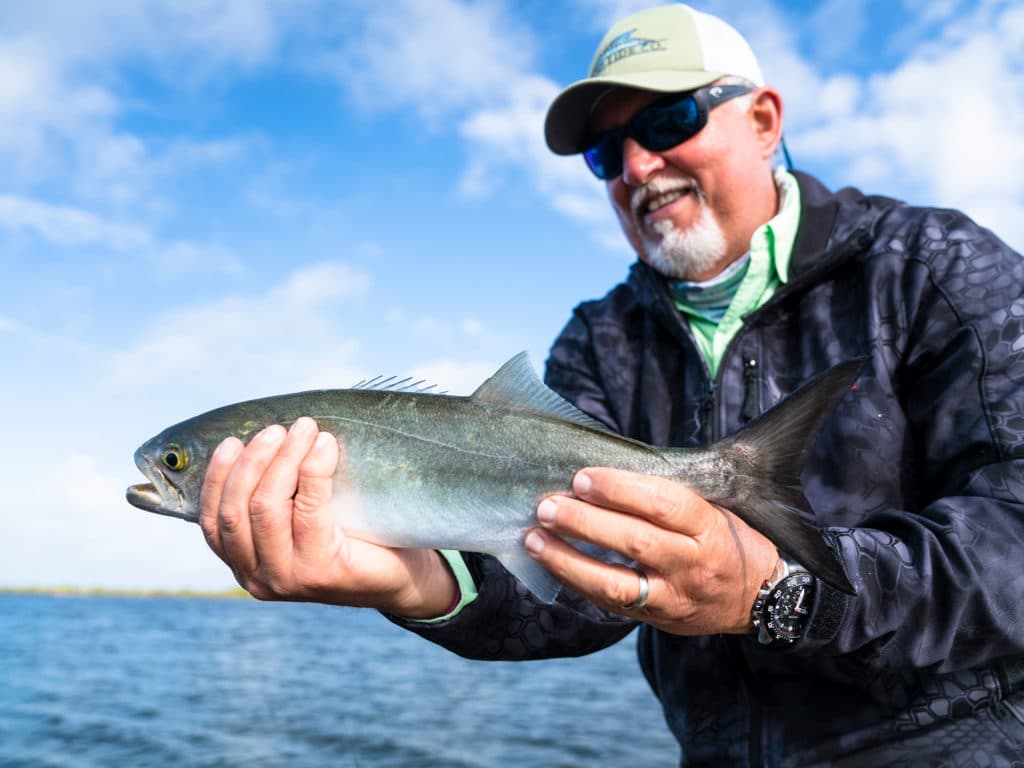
[{"x1": 394, "y1": 172, "x2": 1024, "y2": 767}]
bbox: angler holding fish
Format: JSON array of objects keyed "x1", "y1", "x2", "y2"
[{"x1": 129, "y1": 4, "x2": 1024, "y2": 766}]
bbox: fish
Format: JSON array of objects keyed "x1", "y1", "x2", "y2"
[{"x1": 126, "y1": 352, "x2": 858, "y2": 600}]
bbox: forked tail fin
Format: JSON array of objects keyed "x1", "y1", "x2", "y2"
[{"x1": 711, "y1": 361, "x2": 861, "y2": 594}]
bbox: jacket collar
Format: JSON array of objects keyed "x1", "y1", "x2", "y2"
[
  {"x1": 788, "y1": 170, "x2": 840, "y2": 277},
  {"x1": 788, "y1": 170, "x2": 877, "y2": 281}
]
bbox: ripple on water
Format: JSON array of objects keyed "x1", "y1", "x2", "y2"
[{"x1": 0, "y1": 595, "x2": 679, "y2": 767}]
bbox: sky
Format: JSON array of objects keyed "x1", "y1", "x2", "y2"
[{"x1": 1, "y1": 0, "x2": 1021, "y2": 590}]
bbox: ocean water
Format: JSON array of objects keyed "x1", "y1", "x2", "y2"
[{"x1": 0, "y1": 594, "x2": 679, "y2": 767}]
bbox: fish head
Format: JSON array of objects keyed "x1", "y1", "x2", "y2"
[{"x1": 126, "y1": 405, "x2": 272, "y2": 521}]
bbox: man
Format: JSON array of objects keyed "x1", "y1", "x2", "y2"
[{"x1": 198, "y1": 4, "x2": 1024, "y2": 766}]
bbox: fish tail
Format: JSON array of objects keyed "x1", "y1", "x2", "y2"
[{"x1": 682, "y1": 361, "x2": 861, "y2": 594}]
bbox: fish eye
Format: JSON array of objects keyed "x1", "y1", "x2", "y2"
[{"x1": 161, "y1": 444, "x2": 188, "y2": 472}]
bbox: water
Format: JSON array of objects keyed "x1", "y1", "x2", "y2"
[{"x1": 0, "y1": 595, "x2": 679, "y2": 767}]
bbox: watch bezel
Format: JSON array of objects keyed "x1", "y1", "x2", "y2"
[{"x1": 761, "y1": 571, "x2": 815, "y2": 644}]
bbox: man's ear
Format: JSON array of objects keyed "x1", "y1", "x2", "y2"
[{"x1": 749, "y1": 87, "x2": 784, "y2": 160}]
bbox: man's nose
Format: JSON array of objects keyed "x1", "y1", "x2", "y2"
[{"x1": 621, "y1": 137, "x2": 665, "y2": 185}]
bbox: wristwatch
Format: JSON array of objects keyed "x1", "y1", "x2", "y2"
[{"x1": 752, "y1": 558, "x2": 816, "y2": 645}]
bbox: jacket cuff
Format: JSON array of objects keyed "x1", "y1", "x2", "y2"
[
  {"x1": 402, "y1": 550, "x2": 479, "y2": 625},
  {"x1": 804, "y1": 580, "x2": 850, "y2": 646}
]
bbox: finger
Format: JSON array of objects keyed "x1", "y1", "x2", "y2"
[
  {"x1": 198, "y1": 437, "x2": 243, "y2": 559},
  {"x1": 537, "y1": 495, "x2": 698, "y2": 570},
  {"x1": 291, "y1": 430, "x2": 341, "y2": 555},
  {"x1": 218, "y1": 425, "x2": 287, "y2": 576},
  {"x1": 524, "y1": 528, "x2": 659, "y2": 615},
  {"x1": 573, "y1": 468, "x2": 717, "y2": 536},
  {"x1": 247, "y1": 417, "x2": 321, "y2": 567}
]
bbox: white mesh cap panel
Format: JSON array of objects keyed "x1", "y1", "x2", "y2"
[{"x1": 689, "y1": 5, "x2": 764, "y2": 85}]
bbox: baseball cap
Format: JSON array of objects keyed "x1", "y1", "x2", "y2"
[{"x1": 544, "y1": 4, "x2": 764, "y2": 155}]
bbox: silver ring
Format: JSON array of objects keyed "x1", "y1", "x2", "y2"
[{"x1": 623, "y1": 567, "x2": 650, "y2": 611}]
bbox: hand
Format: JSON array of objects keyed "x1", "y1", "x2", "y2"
[
  {"x1": 198, "y1": 417, "x2": 458, "y2": 619},
  {"x1": 524, "y1": 468, "x2": 779, "y2": 635}
]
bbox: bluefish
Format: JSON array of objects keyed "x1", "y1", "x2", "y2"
[{"x1": 127, "y1": 352, "x2": 857, "y2": 599}]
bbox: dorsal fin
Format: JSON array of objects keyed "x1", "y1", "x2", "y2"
[
  {"x1": 351, "y1": 376, "x2": 444, "y2": 394},
  {"x1": 471, "y1": 352, "x2": 613, "y2": 432}
]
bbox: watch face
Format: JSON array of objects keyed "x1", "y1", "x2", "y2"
[{"x1": 765, "y1": 572, "x2": 815, "y2": 643}]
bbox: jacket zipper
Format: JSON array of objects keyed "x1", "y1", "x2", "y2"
[
  {"x1": 704, "y1": 379, "x2": 719, "y2": 443},
  {"x1": 643, "y1": 271, "x2": 721, "y2": 445},
  {"x1": 742, "y1": 358, "x2": 761, "y2": 421},
  {"x1": 707, "y1": 343, "x2": 760, "y2": 441}
]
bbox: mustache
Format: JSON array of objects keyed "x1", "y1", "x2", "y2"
[{"x1": 630, "y1": 175, "x2": 703, "y2": 217}]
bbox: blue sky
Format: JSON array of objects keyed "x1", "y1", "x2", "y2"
[{"x1": 2, "y1": 0, "x2": 1021, "y2": 590}]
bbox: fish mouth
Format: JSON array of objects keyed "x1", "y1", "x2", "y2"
[
  {"x1": 125, "y1": 449, "x2": 195, "y2": 521},
  {"x1": 126, "y1": 482, "x2": 165, "y2": 512}
]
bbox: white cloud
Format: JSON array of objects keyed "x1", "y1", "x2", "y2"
[
  {"x1": 458, "y1": 75, "x2": 558, "y2": 180},
  {"x1": 67, "y1": 453, "x2": 132, "y2": 517},
  {"x1": 150, "y1": 241, "x2": 244, "y2": 277},
  {"x1": 808, "y1": 0, "x2": 867, "y2": 63},
  {"x1": 0, "y1": 316, "x2": 22, "y2": 334},
  {"x1": 408, "y1": 358, "x2": 504, "y2": 396},
  {"x1": 0, "y1": 41, "x2": 122, "y2": 184},
  {"x1": 790, "y1": 3, "x2": 1024, "y2": 249},
  {"x1": 893, "y1": 0, "x2": 1012, "y2": 54},
  {"x1": 153, "y1": 136, "x2": 258, "y2": 175},
  {"x1": 383, "y1": 307, "x2": 504, "y2": 350},
  {"x1": 298, "y1": 0, "x2": 628, "y2": 254},
  {"x1": 0, "y1": 194, "x2": 243, "y2": 275},
  {"x1": 3, "y1": 449, "x2": 232, "y2": 591},
  {"x1": 319, "y1": 0, "x2": 534, "y2": 121},
  {"x1": 297, "y1": 359, "x2": 367, "y2": 391},
  {"x1": 462, "y1": 318, "x2": 485, "y2": 337},
  {"x1": 276, "y1": 262, "x2": 372, "y2": 306},
  {"x1": 0, "y1": 1, "x2": 286, "y2": 208},
  {"x1": 571, "y1": 0, "x2": 660, "y2": 30},
  {"x1": 1, "y1": 0, "x2": 281, "y2": 74},
  {"x1": 458, "y1": 74, "x2": 625, "y2": 251},
  {"x1": 900, "y1": 0, "x2": 963, "y2": 25},
  {"x1": 0, "y1": 194, "x2": 151, "y2": 250},
  {"x1": 298, "y1": 0, "x2": 630, "y2": 252},
  {"x1": 110, "y1": 261, "x2": 373, "y2": 400},
  {"x1": 411, "y1": 316, "x2": 457, "y2": 344}
]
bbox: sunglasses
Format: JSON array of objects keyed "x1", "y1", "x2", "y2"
[{"x1": 582, "y1": 84, "x2": 755, "y2": 180}]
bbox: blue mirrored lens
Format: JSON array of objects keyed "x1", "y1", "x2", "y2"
[
  {"x1": 584, "y1": 134, "x2": 622, "y2": 180},
  {"x1": 583, "y1": 93, "x2": 702, "y2": 180},
  {"x1": 641, "y1": 95, "x2": 700, "y2": 150}
]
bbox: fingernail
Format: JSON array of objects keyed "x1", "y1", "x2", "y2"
[
  {"x1": 289, "y1": 417, "x2": 315, "y2": 438},
  {"x1": 537, "y1": 498, "x2": 557, "y2": 524},
  {"x1": 257, "y1": 425, "x2": 286, "y2": 444},
  {"x1": 314, "y1": 431, "x2": 336, "y2": 449},
  {"x1": 574, "y1": 471, "x2": 592, "y2": 495},
  {"x1": 213, "y1": 438, "x2": 241, "y2": 461},
  {"x1": 525, "y1": 530, "x2": 545, "y2": 555}
]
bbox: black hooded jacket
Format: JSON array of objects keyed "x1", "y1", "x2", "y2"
[{"x1": 394, "y1": 172, "x2": 1024, "y2": 766}]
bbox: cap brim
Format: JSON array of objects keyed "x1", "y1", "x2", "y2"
[{"x1": 544, "y1": 70, "x2": 724, "y2": 155}]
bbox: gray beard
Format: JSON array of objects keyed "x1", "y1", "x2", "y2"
[{"x1": 641, "y1": 202, "x2": 728, "y2": 281}]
